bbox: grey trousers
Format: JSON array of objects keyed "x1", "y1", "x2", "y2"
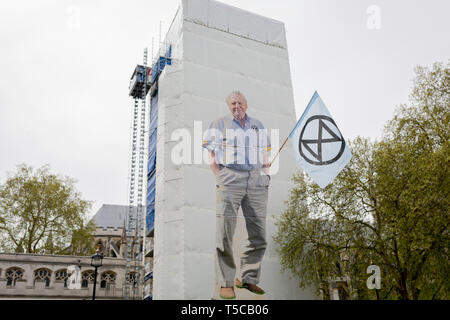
[{"x1": 215, "y1": 166, "x2": 270, "y2": 288}]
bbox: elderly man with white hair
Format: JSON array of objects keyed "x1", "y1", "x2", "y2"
[{"x1": 203, "y1": 91, "x2": 271, "y2": 299}]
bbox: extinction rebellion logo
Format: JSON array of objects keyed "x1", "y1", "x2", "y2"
[{"x1": 299, "y1": 115, "x2": 346, "y2": 166}]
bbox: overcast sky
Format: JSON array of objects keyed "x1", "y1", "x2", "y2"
[{"x1": 0, "y1": 0, "x2": 449, "y2": 219}]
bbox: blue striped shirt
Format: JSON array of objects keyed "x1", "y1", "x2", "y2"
[{"x1": 202, "y1": 114, "x2": 271, "y2": 171}]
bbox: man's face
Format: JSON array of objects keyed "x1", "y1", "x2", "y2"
[{"x1": 227, "y1": 94, "x2": 248, "y2": 121}]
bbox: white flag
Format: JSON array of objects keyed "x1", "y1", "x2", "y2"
[{"x1": 289, "y1": 91, "x2": 352, "y2": 188}]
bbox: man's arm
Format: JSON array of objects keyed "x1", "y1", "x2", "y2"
[
  {"x1": 262, "y1": 150, "x2": 270, "y2": 175},
  {"x1": 262, "y1": 126, "x2": 271, "y2": 175},
  {"x1": 203, "y1": 120, "x2": 223, "y2": 177},
  {"x1": 209, "y1": 151, "x2": 221, "y2": 177}
]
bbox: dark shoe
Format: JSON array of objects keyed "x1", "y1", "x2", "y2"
[{"x1": 235, "y1": 279, "x2": 265, "y2": 295}]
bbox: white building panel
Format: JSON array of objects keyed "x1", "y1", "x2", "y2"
[{"x1": 152, "y1": 0, "x2": 317, "y2": 299}]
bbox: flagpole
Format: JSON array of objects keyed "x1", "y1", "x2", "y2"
[
  {"x1": 269, "y1": 135, "x2": 289, "y2": 167},
  {"x1": 267, "y1": 91, "x2": 318, "y2": 167},
  {"x1": 268, "y1": 116, "x2": 301, "y2": 167}
]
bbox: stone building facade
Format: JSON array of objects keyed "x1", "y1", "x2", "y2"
[
  {"x1": 0, "y1": 252, "x2": 141, "y2": 299},
  {"x1": 0, "y1": 204, "x2": 146, "y2": 300}
]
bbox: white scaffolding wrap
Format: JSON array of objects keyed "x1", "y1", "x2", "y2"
[
  {"x1": 152, "y1": 0, "x2": 316, "y2": 299},
  {"x1": 183, "y1": 0, "x2": 287, "y2": 48}
]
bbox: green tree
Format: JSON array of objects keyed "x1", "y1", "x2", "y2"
[
  {"x1": 274, "y1": 61, "x2": 449, "y2": 300},
  {"x1": 0, "y1": 164, "x2": 96, "y2": 256}
]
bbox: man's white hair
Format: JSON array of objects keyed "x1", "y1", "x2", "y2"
[{"x1": 225, "y1": 91, "x2": 247, "y2": 104}]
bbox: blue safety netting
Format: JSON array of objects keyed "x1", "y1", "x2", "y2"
[
  {"x1": 146, "y1": 90, "x2": 158, "y2": 234},
  {"x1": 145, "y1": 43, "x2": 171, "y2": 234},
  {"x1": 147, "y1": 103, "x2": 158, "y2": 176},
  {"x1": 150, "y1": 45, "x2": 172, "y2": 84}
]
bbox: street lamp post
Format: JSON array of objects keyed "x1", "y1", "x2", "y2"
[{"x1": 91, "y1": 250, "x2": 103, "y2": 301}]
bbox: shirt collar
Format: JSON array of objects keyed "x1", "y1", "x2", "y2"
[{"x1": 230, "y1": 113, "x2": 249, "y2": 129}]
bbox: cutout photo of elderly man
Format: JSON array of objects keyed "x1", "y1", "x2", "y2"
[{"x1": 203, "y1": 91, "x2": 271, "y2": 300}]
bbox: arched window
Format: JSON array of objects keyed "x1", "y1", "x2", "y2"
[
  {"x1": 6, "y1": 267, "x2": 24, "y2": 287},
  {"x1": 127, "y1": 272, "x2": 138, "y2": 288},
  {"x1": 81, "y1": 270, "x2": 95, "y2": 288},
  {"x1": 100, "y1": 271, "x2": 116, "y2": 289},
  {"x1": 55, "y1": 269, "x2": 69, "y2": 288},
  {"x1": 34, "y1": 268, "x2": 52, "y2": 287}
]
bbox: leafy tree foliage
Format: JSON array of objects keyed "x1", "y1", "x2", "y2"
[
  {"x1": 0, "y1": 164, "x2": 95, "y2": 255},
  {"x1": 274, "y1": 61, "x2": 449, "y2": 300}
]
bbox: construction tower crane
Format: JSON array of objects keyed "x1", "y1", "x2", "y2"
[
  {"x1": 124, "y1": 48, "x2": 150, "y2": 300},
  {"x1": 124, "y1": 41, "x2": 172, "y2": 300}
]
